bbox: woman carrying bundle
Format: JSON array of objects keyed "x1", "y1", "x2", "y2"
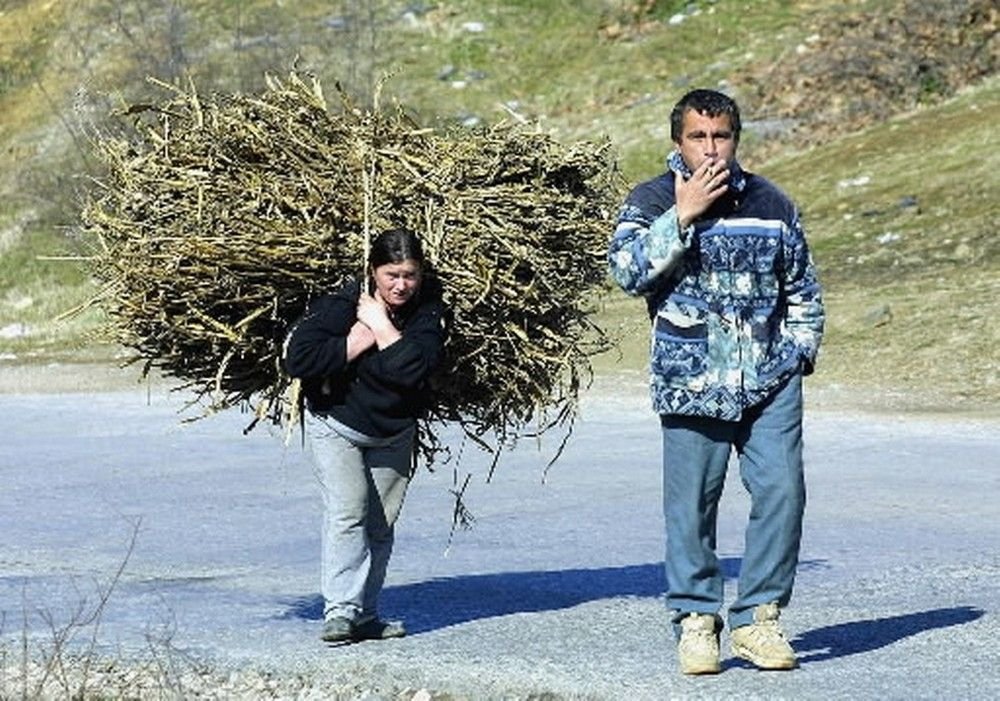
[{"x1": 284, "y1": 228, "x2": 448, "y2": 643}]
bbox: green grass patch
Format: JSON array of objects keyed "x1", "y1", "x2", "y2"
[
  {"x1": 0, "y1": 0, "x2": 995, "y2": 410},
  {"x1": 769, "y1": 76, "x2": 1000, "y2": 288},
  {"x1": 0, "y1": 220, "x2": 100, "y2": 359}
]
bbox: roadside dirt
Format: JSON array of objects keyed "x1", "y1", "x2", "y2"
[
  {"x1": 0, "y1": 359, "x2": 165, "y2": 395},
  {"x1": 6, "y1": 358, "x2": 996, "y2": 425}
]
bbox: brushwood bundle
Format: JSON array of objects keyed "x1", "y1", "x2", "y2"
[{"x1": 80, "y1": 73, "x2": 624, "y2": 463}]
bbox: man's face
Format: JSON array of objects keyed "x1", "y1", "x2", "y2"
[{"x1": 675, "y1": 108, "x2": 737, "y2": 173}]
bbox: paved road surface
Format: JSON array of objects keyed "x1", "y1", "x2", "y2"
[{"x1": 2, "y1": 381, "x2": 998, "y2": 699}]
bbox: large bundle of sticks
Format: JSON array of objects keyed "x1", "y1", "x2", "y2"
[{"x1": 80, "y1": 73, "x2": 624, "y2": 463}]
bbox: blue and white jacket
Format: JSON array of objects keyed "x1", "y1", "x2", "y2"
[{"x1": 608, "y1": 152, "x2": 825, "y2": 420}]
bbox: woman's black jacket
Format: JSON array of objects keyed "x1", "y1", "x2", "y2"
[{"x1": 283, "y1": 277, "x2": 448, "y2": 437}]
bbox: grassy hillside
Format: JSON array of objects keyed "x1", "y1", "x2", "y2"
[{"x1": 0, "y1": 0, "x2": 997, "y2": 412}]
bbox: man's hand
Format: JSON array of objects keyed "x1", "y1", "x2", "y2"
[{"x1": 675, "y1": 158, "x2": 729, "y2": 229}]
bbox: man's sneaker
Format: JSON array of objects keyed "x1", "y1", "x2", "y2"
[
  {"x1": 352, "y1": 617, "x2": 406, "y2": 641},
  {"x1": 677, "y1": 612, "x2": 721, "y2": 675},
  {"x1": 320, "y1": 616, "x2": 353, "y2": 643},
  {"x1": 730, "y1": 603, "x2": 797, "y2": 670}
]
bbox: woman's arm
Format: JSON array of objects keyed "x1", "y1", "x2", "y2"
[
  {"x1": 362, "y1": 297, "x2": 448, "y2": 390},
  {"x1": 283, "y1": 283, "x2": 359, "y2": 379}
]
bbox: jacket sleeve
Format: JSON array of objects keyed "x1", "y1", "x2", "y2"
[
  {"x1": 782, "y1": 213, "x2": 825, "y2": 374},
  {"x1": 607, "y1": 182, "x2": 695, "y2": 296},
  {"x1": 363, "y1": 297, "x2": 448, "y2": 390},
  {"x1": 282, "y1": 284, "x2": 357, "y2": 379}
]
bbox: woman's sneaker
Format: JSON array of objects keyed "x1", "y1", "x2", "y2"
[
  {"x1": 320, "y1": 616, "x2": 353, "y2": 643},
  {"x1": 352, "y1": 617, "x2": 406, "y2": 641},
  {"x1": 730, "y1": 603, "x2": 797, "y2": 670},
  {"x1": 321, "y1": 616, "x2": 406, "y2": 643},
  {"x1": 677, "y1": 612, "x2": 721, "y2": 675}
]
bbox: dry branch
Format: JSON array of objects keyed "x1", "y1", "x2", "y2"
[{"x1": 79, "y1": 73, "x2": 626, "y2": 465}]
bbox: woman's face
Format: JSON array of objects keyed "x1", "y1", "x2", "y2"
[{"x1": 372, "y1": 259, "x2": 422, "y2": 309}]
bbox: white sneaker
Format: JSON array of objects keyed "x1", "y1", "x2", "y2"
[
  {"x1": 730, "y1": 603, "x2": 797, "y2": 670},
  {"x1": 677, "y1": 612, "x2": 721, "y2": 675}
]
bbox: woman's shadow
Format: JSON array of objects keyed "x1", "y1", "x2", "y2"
[
  {"x1": 281, "y1": 560, "x2": 675, "y2": 633},
  {"x1": 282, "y1": 557, "x2": 799, "y2": 634}
]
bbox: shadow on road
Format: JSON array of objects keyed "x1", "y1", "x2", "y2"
[
  {"x1": 279, "y1": 557, "x2": 824, "y2": 634},
  {"x1": 281, "y1": 557, "x2": 827, "y2": 635},
  {"x1": 782, "y1": 606, "x2": 985, "y2": 665},
  {"x1": 281, "y1": 561, "x2": 667, "y2": 633}
]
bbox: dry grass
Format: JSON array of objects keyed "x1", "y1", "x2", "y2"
[
  {"x1": 824, "y1": 276, "x2": 999, "y2": 399},
  {"x1": 78, "y1": 73, "x2": 625, "y2": 459}
]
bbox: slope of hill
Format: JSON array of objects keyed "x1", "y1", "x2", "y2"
[{"x1": 0, "y1": 0, "x2": 997, "y2": 412}]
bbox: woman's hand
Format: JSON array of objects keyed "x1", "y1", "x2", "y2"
[
  {"x1": 345, "y1": 321, "x2": 376, "y2": 361},
  {"x1": 356, "y1": 292, "x2": 402, "y2": 350},
  {"x1": 356, "y1": 292, "x2": 391, "y2": 330}
]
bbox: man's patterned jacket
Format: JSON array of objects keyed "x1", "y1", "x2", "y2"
[{"x1": 608, "y1": 152, "x2": 825, "y2": 420}]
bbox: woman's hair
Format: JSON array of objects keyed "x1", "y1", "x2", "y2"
[{"x1": 368, "y1": 228, "x2": 425, "y2": 270}]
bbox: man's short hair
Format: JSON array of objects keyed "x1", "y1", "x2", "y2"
[{"x1": 670, "y1": 89, "x2": 742, "y2": 144}]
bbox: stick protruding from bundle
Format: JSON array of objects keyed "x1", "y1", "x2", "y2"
[{"x1": 80, "y1": 72, "x2": 625, "y2": 467}]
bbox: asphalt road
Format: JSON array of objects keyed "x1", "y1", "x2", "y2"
[{"x1": 2, "y1": 380, "x2": 998, "y2": 699}]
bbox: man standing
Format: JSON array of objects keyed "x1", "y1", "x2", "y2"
[{"x1": 608, "y1": 89, "x2": 824, "y2": 675}]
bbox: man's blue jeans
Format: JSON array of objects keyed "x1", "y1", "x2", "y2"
[
  {"x1": 305, "y1": 412, "x2": 414, "y2": 624},
  {"x1": 660, "y1": 374, "x2": 805, "y2": 636}
]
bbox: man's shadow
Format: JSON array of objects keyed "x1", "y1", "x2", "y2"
[{"x1": 784, "y1": 606, "x2": 984, "y2": 666}]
